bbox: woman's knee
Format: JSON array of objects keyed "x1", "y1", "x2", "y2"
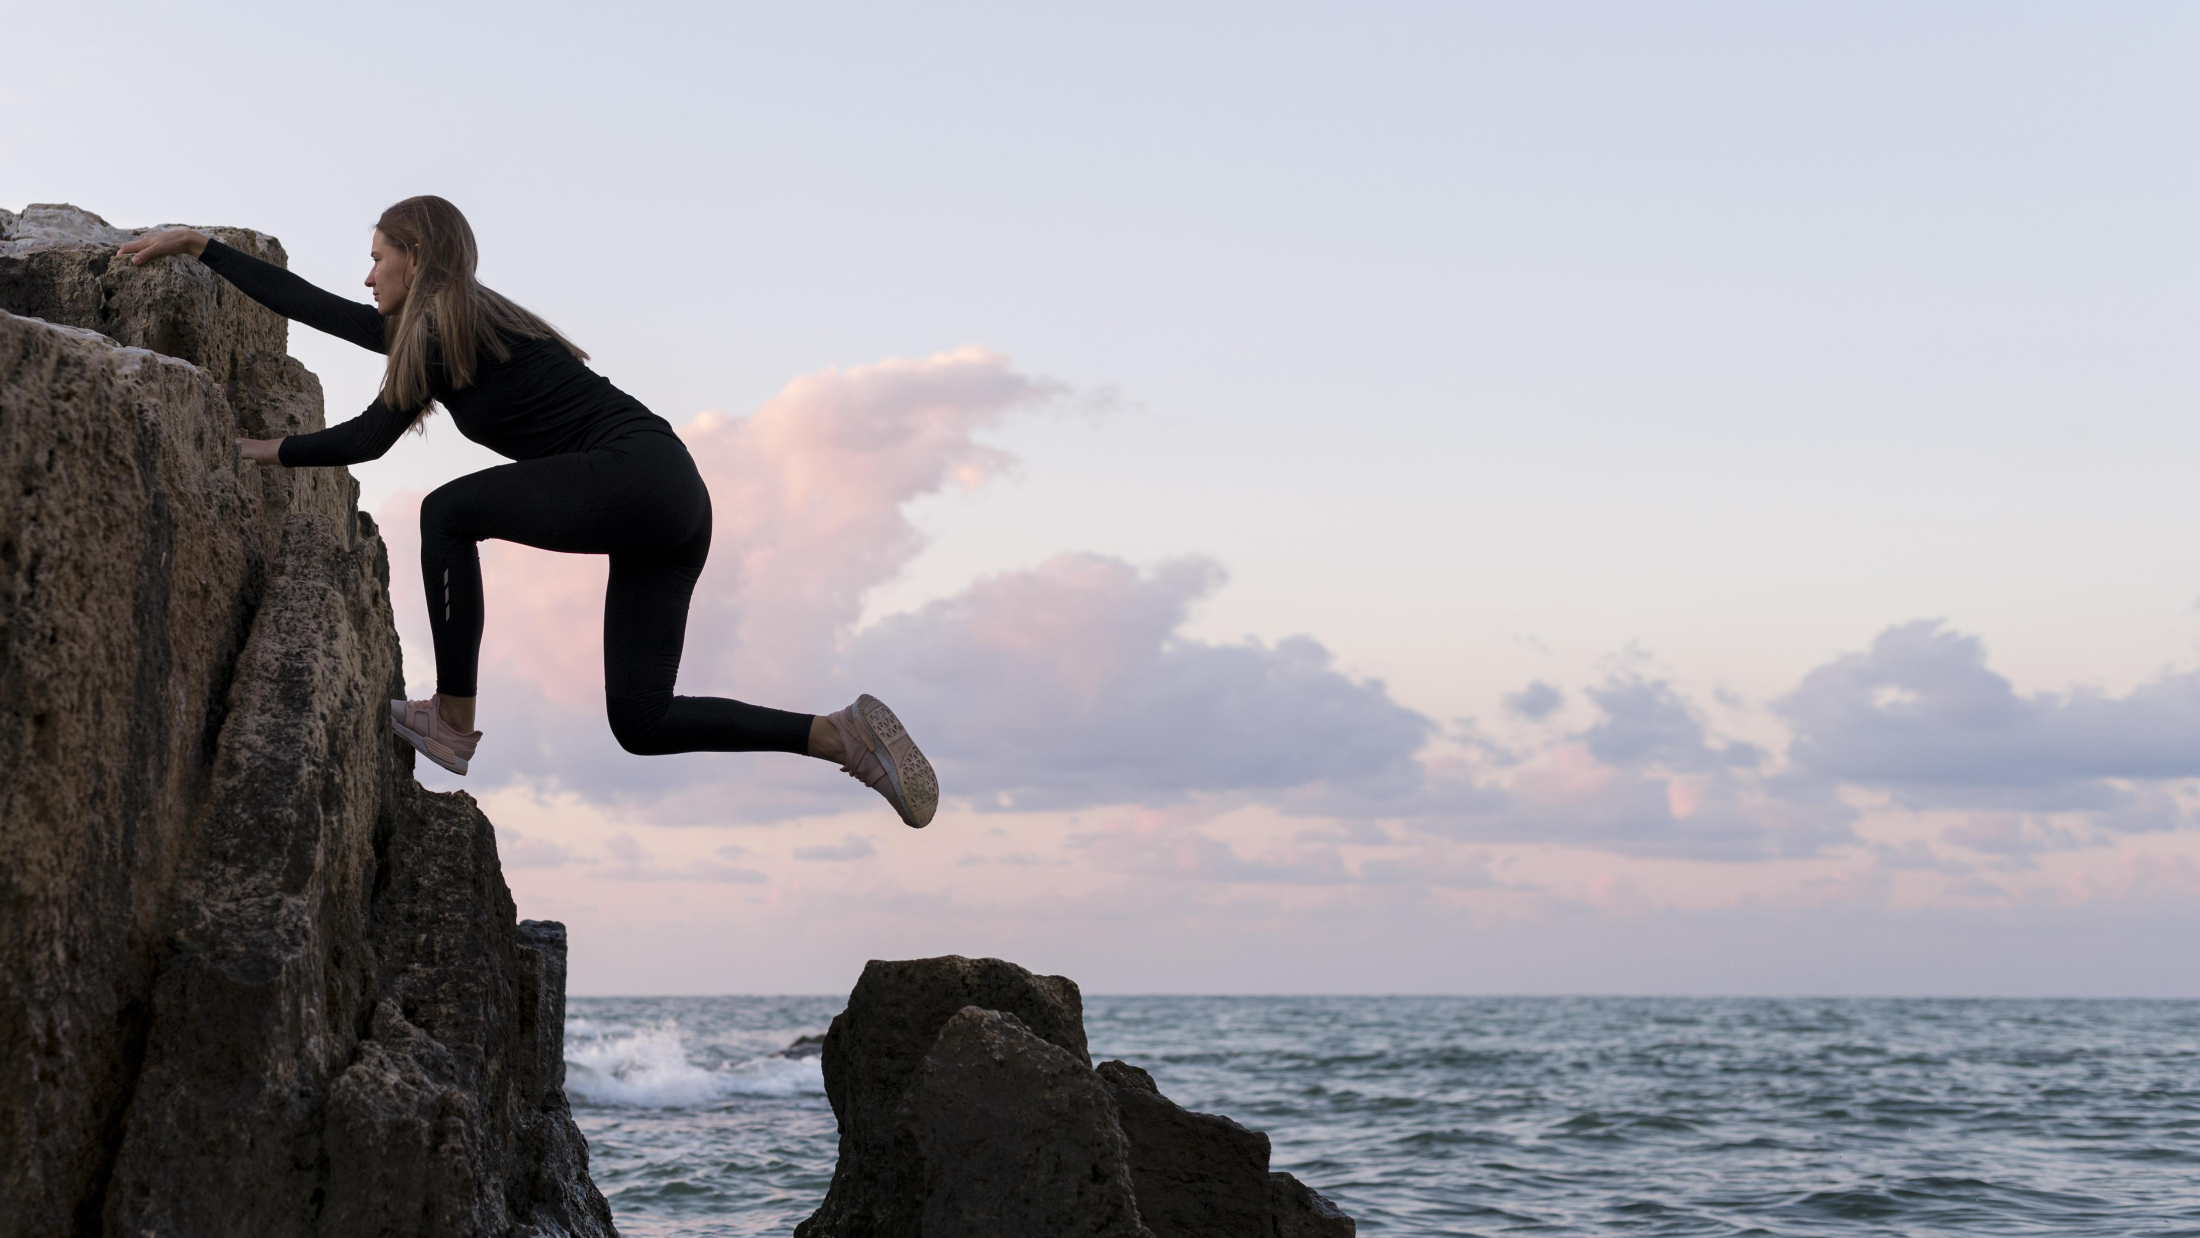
[
  {"x1": 418, "y1": 480, "x2": 476, "y2": 541},
  {"x1": 606, "y1": 692, "x2": 673, "y2": 755}
]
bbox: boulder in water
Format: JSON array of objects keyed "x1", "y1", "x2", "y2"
[
  {"x1": 1094, "y1": 1059, "x2": 1273, "y2": 1238},
  {"x1": 1270, "y1": 1171, "x2": 1357, "y2": 1238},
  {"x1": 799, "y1": 954, "x2": 1095, "y2": 1236},
  {"x1": 904, "y1": 1008, "x2": 1151, "y2": 1237},
  {"x1": 798, "y1": 954, "x2": 1354, "y2": 1237}
]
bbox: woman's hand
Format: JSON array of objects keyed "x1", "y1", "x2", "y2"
[
  {"x1": 118, "y1": 228, "x2": 211, "y2": 266},
  {"x1": 237, "y1": 438, "x2": 284, "y2": 466}
]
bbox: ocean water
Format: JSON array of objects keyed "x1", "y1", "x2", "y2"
[{"x1": 564, "y1": 996, "x2": 2200, "y2": 1237}]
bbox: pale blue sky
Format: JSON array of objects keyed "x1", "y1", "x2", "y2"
[{"x1": 11, "y1": 2, "x2": 2200, "y2": 993}]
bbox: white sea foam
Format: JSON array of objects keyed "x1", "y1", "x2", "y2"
[{"x1": 565, "y1": 1021, "x2": 824, "y2": 1108}]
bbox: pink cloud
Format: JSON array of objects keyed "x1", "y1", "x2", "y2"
[{"x1": 380, "y1": 346, "x2": 1047, "y2": 709}]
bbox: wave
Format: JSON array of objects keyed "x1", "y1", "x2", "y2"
[{"x1": 565, "y1": 1020, "x2": 824, "y2": 1108}]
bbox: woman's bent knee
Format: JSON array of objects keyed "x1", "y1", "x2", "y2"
[
  {"x1": 606, "y1": 692, "x2": 673, "y2": 756},
  {"x1": 418, "y1": 486, "x2": 459, "y2": 539},
  {"x1": 418, "y1": 478, "x2": 484, "y2": 541}
]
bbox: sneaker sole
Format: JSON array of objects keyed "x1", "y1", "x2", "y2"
[
  {"x1": 853, "y1": 694, "x2": 937, "y2": 828},
  {"x1": 391, "y1": 716, "x2": 470, "y2": 776}
]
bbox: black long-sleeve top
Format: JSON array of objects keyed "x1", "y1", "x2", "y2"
[{"x1": 198, "y1": 238, "x2": 672, "y2": 467}]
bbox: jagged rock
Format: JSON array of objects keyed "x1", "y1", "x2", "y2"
[
  {"x1": 902, "y1": 1008, "x2": 1151, "y2": 1238},
  {"x1": 799, "y1": 957, "x2": 1355, "y2": 1238},
  {"x1": 0, "y1": 205, "x2": 611, "y2": 1236},
  {"x1": 1095, "y1": 1060, "x2": 1273, "y2": 1238},
  {"x1": 1269, "y1": 1173, "x2": 1355, "y2": 1237},
  {"x1": 1097, "y1": 1061, "x2": 1356, "y2": 1238},
  {"x1": 309, "y1": 792, "x2": 609, "y2": 1238},
  {"x1": 798, "y1": 955, "x2": 1091, "y2": 1237}
]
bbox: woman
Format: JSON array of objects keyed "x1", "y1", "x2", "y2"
[{"x1": 120, "y1": 197, "x2": 937, "y2": 828}]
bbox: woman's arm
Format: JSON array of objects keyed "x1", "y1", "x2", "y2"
[
  {"x1": 236, "y1": 400, "x2": 418, "y2": 468},
  {"x1": 120, "y1": 228, "x2": 387, "y2": 353},
  {"x1": 269, "y1": 400, "x2": 420, "y2": 468}
]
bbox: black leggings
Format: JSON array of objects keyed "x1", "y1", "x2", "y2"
[{"x1": 417, "y1": 430, "x2": 814, "y2": 755}]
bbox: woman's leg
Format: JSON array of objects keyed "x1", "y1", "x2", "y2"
[
  {"x1": 416, "y1": 445, "x2": 679, "y2": 716},
  {"x1": 598, "y1": 544, "x2": 938, "y2": 825},
  {"x1": 600, "y1": 550, "x2": 815, "y2": 756},
  {"x1": 418, "y1": 436, "x2": 815, "y2": 754},
  {"x1": 415, "y1": 434, "x2": 936, "y2": 821}
]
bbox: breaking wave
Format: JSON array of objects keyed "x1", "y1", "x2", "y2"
[{"x1": 564, "y1": 1019, "x2": 824, "y2": 1108}]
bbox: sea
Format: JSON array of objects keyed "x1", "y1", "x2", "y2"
[{"x1": 564, "y1": 996, "x2": 2200, "y2": 1237}]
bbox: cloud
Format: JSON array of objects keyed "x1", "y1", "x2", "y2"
[
  {"x1": 1870, "y1": 840, "x2": 1973, "y2": 875},
  {"x1": 1316, "y1": 670, "x2": 1850, "y2": 862},
  {"x1": 794, "y1": 833, "x2": 877, "y2": 861},
  {"x1": 1579, "y1": 676, "x2": 1763, "y2": 772},
  {"x1": 1936, "y1": 813, "x2": 2094, "y2": 870},
  {"x1": 1067, "y1": 815, "x2": 1496, "y2": 888},
  {"x1": 497, "y1": 830, "x2": 578, "y2": 869},
  {"x1": 595, "y1": 831, "x2": 768, "y2": 883},
  {"x1": 834, "y1": 553, "x2": 1433, "y2": 811},
  {"x1": 600, "y1": 858, "x2": 769, "y2": 884},
  {"x1": 1779, "y1": 620, "x2": 2200, "y2": 818},
  {"x1": 1503, "y1": 681, "x2": 1565, "y2": 721},
  {"x1": 1377, "y1": 625, "x2": 2200, "y2": 861}
]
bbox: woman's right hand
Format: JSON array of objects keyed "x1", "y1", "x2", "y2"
[
  {"x1": 118, "y1": 228, "x2": 211, "y2": 266},
  {"x1": 237, "y1": 438, "x2": 284, "y2": 466}
]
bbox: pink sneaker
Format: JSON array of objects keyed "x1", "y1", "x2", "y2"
[
  {"x1": 390, "y1": 698, "x2": 481, "y2": 776},
  {"x1": 827, "y1": 694, "x2": 938, "y2": 828}
]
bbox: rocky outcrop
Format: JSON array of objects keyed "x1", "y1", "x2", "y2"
[
  {"x1": 1097, "y1": 1062, "x2": 1353, "y2": 1238},
  {"x1": 0, "y1": 205, "x2": 612, "y2": 1237},
  {"x1": 904, "y1": 1009, "x2": 1149, "y2": 1238},
  {"x1": 1095, "y1": 1060, "x2": 1272, "y2": 1238},
  {"x1": 799, "y1": 956, "x2": 1355, "y2": 1238},
  {"x1": 800, "y1": 955, "x2": 1101, "y2": 1237},
  {"x1": 1268, "y1": 1173, "x2": 1357, "y2": 1238}
]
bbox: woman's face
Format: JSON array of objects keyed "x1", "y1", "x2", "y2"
[{"x1": 365, "y1": 229, "x2": 415, "y2": 315}]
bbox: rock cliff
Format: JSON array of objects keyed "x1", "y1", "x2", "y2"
[
  {"x1": 798, "y1": 955, "x2": 1355, "y2": 1238},
  {"x1": 0, "y1": 205, "x2": 613, "y2": 1238}
]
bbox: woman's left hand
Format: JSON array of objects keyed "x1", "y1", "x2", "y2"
[
  {"x1": 237, "y1": 438, "x2": 284, "y2": 465},
  {"x1": 119, "y1": 228, "x2": 210, "y2": 266}
]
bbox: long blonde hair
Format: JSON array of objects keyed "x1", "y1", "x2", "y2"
[{"x1": 374, "y1": 195, "x2": 586, "y2": 424}]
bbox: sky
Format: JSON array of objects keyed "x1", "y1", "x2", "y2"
[{"x1": 9, "y1": 1, "x2": 2200, "y2": 995}]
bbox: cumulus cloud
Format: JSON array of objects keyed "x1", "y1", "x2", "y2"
[
  {"x1": 1780, "y1": 620, "x2": 2200, "y2": 819},
  {"x1": 833, "y1": 554, "x2": 1432, "y2": 810},
  {"x1": 1377, "y1": 626, "x2": 2200, "y2": 861},
  {"x1": 1271, "y1": 669, "x2": 1847, "y2": 862},
  {"x1": 1503, "y1": 681, "x2": 1565, "y2": 721},
  {"x1": 1579, "y1": 677, "x2": 1763, "y2": 772}
]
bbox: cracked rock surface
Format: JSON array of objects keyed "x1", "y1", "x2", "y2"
[{"x1": 0, "y1": 204, "x2": 613, "y2": 1238}]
